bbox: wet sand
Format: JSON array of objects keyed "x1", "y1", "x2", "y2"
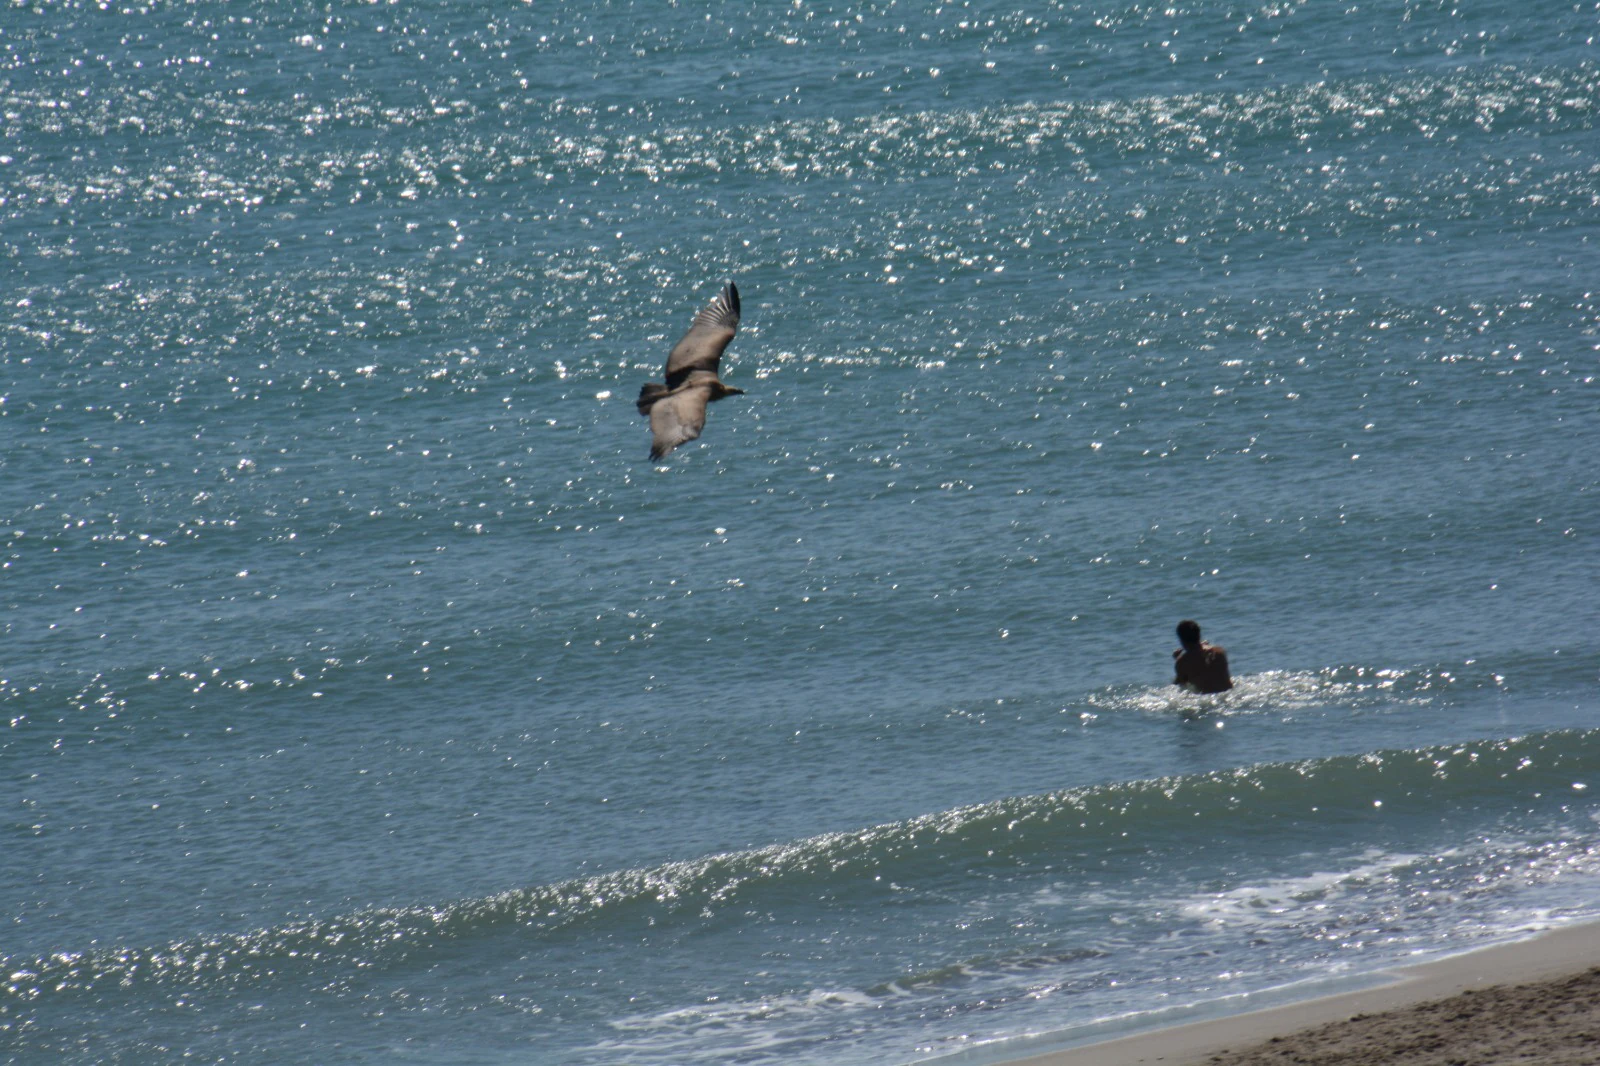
[{"x1": 1005, "y1": 922, "x2": 1600, "y2": 1066}]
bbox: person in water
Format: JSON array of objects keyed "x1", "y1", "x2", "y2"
[{"x1": 1172, "y1": 619, "x2": 1233, "y2": 693}]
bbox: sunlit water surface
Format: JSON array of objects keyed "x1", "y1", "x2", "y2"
[{"x1": 3, "y1": 2, "x2": 1597, "y2": 1064}]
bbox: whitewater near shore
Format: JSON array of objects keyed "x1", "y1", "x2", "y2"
[{"x1": 1005, "y1": 923, "x2": 1600, "y2": 1066}]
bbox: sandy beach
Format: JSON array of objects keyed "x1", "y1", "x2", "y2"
[{"x1": 1003, "y1": 923, "x2": 1600, "y2": 1066}]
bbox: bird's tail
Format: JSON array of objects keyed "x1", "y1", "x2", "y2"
[{"x1": 636, "y1": 382, "x2": 670, "y2": 414}]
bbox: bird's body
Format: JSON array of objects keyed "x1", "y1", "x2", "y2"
[{"x1": 636, "y1": 283, "x2": 745, "y2": 459}]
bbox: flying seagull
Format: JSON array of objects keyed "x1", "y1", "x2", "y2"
[{"x1": 636, "y1": 282, "x2": 745, "y2": 460}]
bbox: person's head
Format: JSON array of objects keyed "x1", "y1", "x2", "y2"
[{"x1": 1176, "y1": 619, "x2": 1202, "y2": 648}]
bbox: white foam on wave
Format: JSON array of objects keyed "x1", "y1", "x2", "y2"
[
  {"x1": 1176, "y1": 848, "x2": 1432, "y2": 927},
  {"x1": 1172, "y1": 826, "x2": 1600, "y2": 953},
  {"x1": 1084, "y1": 666, "x2": 1447, "y2": 719},
  {"x1": 599, "y1": 986, "x2": 881, "y2": 1060}
]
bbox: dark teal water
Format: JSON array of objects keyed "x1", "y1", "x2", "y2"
[{"x1": 3, "y1": 2, "x2": 1598, "y2": 1063}]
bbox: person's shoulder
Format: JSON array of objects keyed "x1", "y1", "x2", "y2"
[
  {"x1": 1172, "y1": 647, "x2": 1183, "y2": 659},
  {"x1": 1205, "y1": 643, "x2": 1228, "y2": 657}
]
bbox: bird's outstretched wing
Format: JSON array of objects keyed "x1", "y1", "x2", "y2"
[
  {"x1": 648, "y1": 382, "x2": 713, "y2": 459},
  {"x1": 664, "y1": 283, "x2": 739, "y2": 389}
]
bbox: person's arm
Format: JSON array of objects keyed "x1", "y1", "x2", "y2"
[{"x1": 1211, "y1": 649, "x2": 1232, "y2": 685}]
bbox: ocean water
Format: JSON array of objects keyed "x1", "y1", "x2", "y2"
[{"x1": 2, "y1": 1, "x2": 1598, "y2": 1063}]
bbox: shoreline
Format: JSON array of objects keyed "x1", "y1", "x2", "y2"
[{"x1": 969, "y1": 921, "x2": 1600, "y2": 1066}]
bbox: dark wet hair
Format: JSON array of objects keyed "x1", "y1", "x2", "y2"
[{"x1": 1176, "y1": 619, "x2": 1201, "y2": 645}]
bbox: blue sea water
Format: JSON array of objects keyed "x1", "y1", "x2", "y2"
[{"x1": 2, "y1": 1, "x2": 1598, "y2": 1063}]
